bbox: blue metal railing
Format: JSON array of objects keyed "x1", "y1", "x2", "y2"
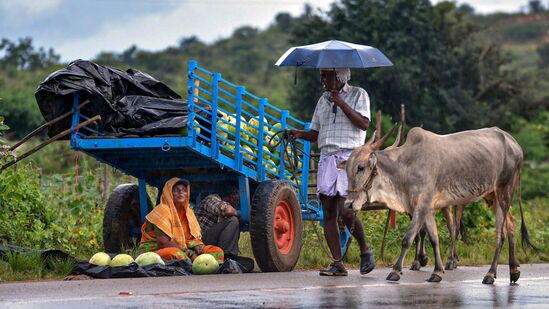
[
  {"x1": 68, "y1": 60, "x2": 321, "y2": 220},
  {"x1": 187, "y1": 60, "x2": 313, "y2": 209}
]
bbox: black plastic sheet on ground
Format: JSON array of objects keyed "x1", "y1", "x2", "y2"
[
  {"x1": 217, "y1": 256, "x2": 255, "y2": 274},
  {"x1": 35, "y1": 60, "x2": 211, "y2": 138},
  {"x1": 72, "y1": 259, "x2": 192, "y2": 279},
  {"x1": 73, "y1": 257, "x2": 254, "y2": 278},
  {"x1": 217, "y1": 259, "x2": 245, "y2": 274}
]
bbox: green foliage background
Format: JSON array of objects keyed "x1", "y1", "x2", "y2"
[
  {"x1": 1, "y1": 0, "x2": 549, "y2": 278},
  {"x1": 0, "y1": 163, "x2": 103, "y2": 257}
]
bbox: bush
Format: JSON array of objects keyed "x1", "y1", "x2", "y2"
[
  {"x1": 500, "y1": 21, "x2": 549, "y2": 43},
  {"x1": 515, "y1": 124, "x2": 549, "y2": 161},
  {"x1": 0, "y1": 115, "x2": 9, "y2": 150},
  {"x1": 538, "y1": 42, "x2": 549, "y2": 68},
  {"x1": 521, "y1": 163, "x2": 549, "y2": 199},
  {"x1": 0, "y1": 250, "x2": 75, "y2": 281},
  {"x1": 0, "y1": 68, "x2": 54, "y2": 138},
  {"x1": 0, "y1": 163, "x2": 104, "y2": 258},
  {"x1": 513, "y1": 114, "x2": 549, "y2": 162}
]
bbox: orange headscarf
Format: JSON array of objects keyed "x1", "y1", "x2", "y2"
[{"x1": 145, "y1": 177, "x2": 202, "y2": 248}]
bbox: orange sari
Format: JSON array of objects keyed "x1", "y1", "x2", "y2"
[{"x1": 138, "y1": 178, "x2": 224, "y2": 263}]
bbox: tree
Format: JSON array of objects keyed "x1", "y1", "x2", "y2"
[
  {"x1": 0, "y1": 114, "x2": 9, "y2": 150},
  {"x1": 226, "y1": 26, "x2": 262, "y2": 74},
  {"x1": 178, "y1": 36, "x2": 205, "y2": 51},
  {"x1": 288, "y1": 0, "x2": 528, "y2": 133},
  {"x1": 119, "y1": 45, "x2": 138, "y2": 65},
  {"x1": 0, "y1": 38, "x2": 60, "y2": 70},
  {"x1": 457, "y1": 3, "x2": 475, "y2": 15},
  {"x1": 537, "y1": 42, "x2": 549, "y2": 68},
  {"x1": 528, "y1": 0, "x2": 545, "y2": 13},
  {"x1": 275, "y1": 13, "x2": 293, "y2": 32}
]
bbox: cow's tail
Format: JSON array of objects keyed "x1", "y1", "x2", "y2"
[
  {"x1": 518, "y1": 172, "x2": 539, "y2": 252},
  {"x1": 380, "y1": 210, "x2": 390, "y2": 266}
]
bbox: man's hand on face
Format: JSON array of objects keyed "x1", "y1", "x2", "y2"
[{"x1": 330, "y1": 91, "x2": 344, "y2": 106}]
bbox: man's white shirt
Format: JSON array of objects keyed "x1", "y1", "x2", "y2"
[{"x1": 310, "y1": 83, "x2": 371, "y2": 155}]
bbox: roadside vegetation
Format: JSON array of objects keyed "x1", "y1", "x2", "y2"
[
  {"x1": 1, "y1": 0, "x2": 549, "y2": 280},
  {"x1": 1, "y1": 124, "x2": 547, "y2": 280}
]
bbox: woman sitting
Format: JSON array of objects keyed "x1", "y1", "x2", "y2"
[{"x1": 138, "y1": 177, "x2": 224, "y2": 263}]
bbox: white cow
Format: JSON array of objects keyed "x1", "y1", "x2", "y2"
[{"x1": 339, "y1": 112, "x2": 535, "y2": 284}]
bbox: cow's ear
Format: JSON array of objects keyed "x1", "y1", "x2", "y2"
[
  {"x1": 368, "y1": 154, "x2": 377, "y2": 170},
  {"x1": 337, "y1": 160, "x2": 347, "y2": 169}
]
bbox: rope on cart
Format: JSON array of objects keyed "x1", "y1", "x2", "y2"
[{"x1": 267, "y1": 130, "x2": 356, "y2": 264}]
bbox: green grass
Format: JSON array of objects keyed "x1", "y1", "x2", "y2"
[
  {"x1": 239, "y1": 197, "x2": 549, "y2": 272},
  {"x1": 0, "y1": 251, "x2": 75, "y2": 281},
  {"x1": 1, "y1": 157, "x2": 546, "y2": 280},
  {"x1": 1, "y1": 197, "x2": 546, "y2": 281}
]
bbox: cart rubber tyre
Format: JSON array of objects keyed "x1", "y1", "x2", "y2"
[
  {"x1": 103, "y1": 184, "x2": 152, "y2": 253},
  {"x1": 250, "y1": 180, "x2": 303, "y2": 272}
]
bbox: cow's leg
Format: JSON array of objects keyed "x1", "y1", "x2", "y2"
[
  {"x1": 455, "y1": 204, "x2": 466, "y2": 256},
  {"x1": 418, "y1": 225, "x2": 429, "y2": 266},
  {"x1": 506, "y1": 212, "x2": 520, "y2": 283},
  {"x1": 410, "y1": 225, "x2": 427, "y2": 271},
  {"x1": 424, "y1": 212, "x2": 445, "y2": 282},
  {"x1": 443, "y1": 207, "x2": 458, "y2": 270},
  {"x1": 505, "y1": 171, "x2": 521, "y2": 283},
  {"x1": 387, "y1": 209, "x2": 426, "y2": 281},
  {"x1": 483, "y1": 197, "x2": 507, "y2": 285}
]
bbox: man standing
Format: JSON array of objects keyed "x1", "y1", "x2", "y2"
[
  {"x1": 290, "y1": 68, "x2": 375, "y2": 276},
  {"x1": 195, "y1": 187, "x2": 241, "y2": 260}
]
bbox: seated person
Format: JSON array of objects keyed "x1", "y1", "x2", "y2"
[
  {"x1": 195, "y1": 187, "x2": 240, "y2": 260},
  {"x1": 138, "y1": 177, "x2": 224, "y2": 263}
]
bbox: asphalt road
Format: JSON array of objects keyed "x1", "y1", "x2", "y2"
[{"x1": 1, "y1": 264, "x2": 549, "y2": 308}]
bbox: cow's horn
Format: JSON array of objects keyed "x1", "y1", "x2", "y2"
[
  {"x1": 385, "y1": 124, "x2": 402, "y2": 150},
  {"x1": 366, "y1": 130, "x2": 377, "y2": 145},
  {"x1": 385, "y1": 104, "x2": 406, "y2": 150},
  {"x1": 373, "y1": 122, "x2": 397, "y2": 149}
]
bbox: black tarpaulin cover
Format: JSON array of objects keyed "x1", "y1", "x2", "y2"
[{"x1": 35, "y1": 60, "x2": 207, "y2": 138}]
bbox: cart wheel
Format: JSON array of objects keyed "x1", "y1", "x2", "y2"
[
  {"x1": 250, "y1": 180, "x2": 303, "y2": 272},
  {"x1": 102, "y1": 184, "x2": 152, "y2": 253}
]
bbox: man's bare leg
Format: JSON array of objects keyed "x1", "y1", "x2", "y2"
[
  {"x1": 320, "y1": 194, "x2": 342, "y2": 259},
  {"x1": 337, "y1": 195, "x2": 369, "y2": 254}
]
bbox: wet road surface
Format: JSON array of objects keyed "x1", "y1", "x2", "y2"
[{"x1": 1, "y1": 264, "x2": 549, "y2": 308}]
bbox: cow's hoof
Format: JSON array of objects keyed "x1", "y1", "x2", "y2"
[
  {"x1": 510, "y1": 271, "x2": 520, "y2": 283},
  {"x1": 427, "y1": 273, "x2": 443, "y2": 282},
  {"x1": 419, "y1": 255, "x2": 428, "y2": 267},
  {"x1": 386, "y1": 271, "x2": 401, "y2": 281},
  {"x1": 410, "y1": 260, "x2": 421, "y2": 271},
  {"x1": 482, "y1": 274, "x2": 495, "y2": 285},
  {"x1": 445, "y1": 259, "x2": 457, "y2": 271}
]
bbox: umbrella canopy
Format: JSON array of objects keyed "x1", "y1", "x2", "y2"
[{"x1": 275, "y1": 40, "x2": 393, "y2": 68}]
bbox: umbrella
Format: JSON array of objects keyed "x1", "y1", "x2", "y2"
[{"x1": 275, "y1": 40, "x2": 393, "y2": 68}]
